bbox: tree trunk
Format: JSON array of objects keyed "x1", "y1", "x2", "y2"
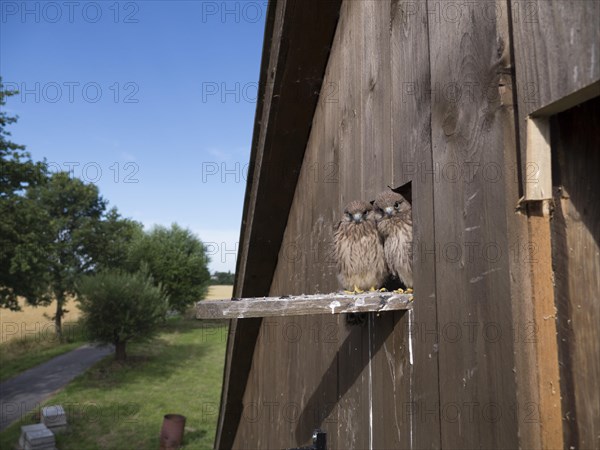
[
  {"x1": 55, "y1": 292, "x2": 64, "y2": 342},
  {"x1": 115, "y1": 341, "x2": 127, "y2": 361}
]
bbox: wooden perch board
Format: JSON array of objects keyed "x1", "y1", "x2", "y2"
[{"x1": 196, "y1": 291, "x2": 413, "y2": 320}]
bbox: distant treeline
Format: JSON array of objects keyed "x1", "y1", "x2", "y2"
[{"x1": 211, "y1": 271, "x2": 235, "y2": 285}]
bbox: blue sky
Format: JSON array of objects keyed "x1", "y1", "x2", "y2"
[{"x1": 1, "y1": 1, "x2": 268, "y2": 273}]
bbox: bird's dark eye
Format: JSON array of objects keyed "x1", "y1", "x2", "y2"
[{"x1": 394, "y1": 201, "x2": 401, "y2": 208}]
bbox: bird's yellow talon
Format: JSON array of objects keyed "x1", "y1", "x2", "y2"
[
  {"x1": 393, "y1": 288, "x2": 405, "y2": 294},
  {"x1": 369, "y1": 286, "x2": 376, "y2": 292},
  {"x1": 406, "y1": 288, "x2": 413, "y2": 293},
  {"x1": 344, "y1": 290, "x2": 354, "y2": 294},
  {"x1": 353, "y1": 285, "x2": 364, "y2": 294},
  {"x1": 379, "y1": 287, "x2": 387, "y2": 292}
]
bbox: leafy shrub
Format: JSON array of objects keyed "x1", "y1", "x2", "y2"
[{"x1": 77, "y1": 268, "x2": 168, "y2": 361}]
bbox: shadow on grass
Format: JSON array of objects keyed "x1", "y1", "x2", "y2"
[
  {"x1": 161, "y1": 317, "x2": 228, "y2": 334},
  {"x1": 182, "y1": 428, "x2": 208, "y2": 447},
  {"x1": 63, "y1": 318, "x2": 228, "y2": 391}
]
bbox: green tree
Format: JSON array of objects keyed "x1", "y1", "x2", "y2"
[
  {"x1": 0, "y1": 194, "x2": 53, "y2": 309},
  {"x1": 0, "y1": 78, "x2": 46, "y2": 197},
  {"x1": 77, "y1": 268, "x2": 168, "y2": 361},
  {"x1": 127, "y1": 224, "x2": 210, "y2": 312},
  {"x1": 1, "y1": 79, "x2": 143, "y2": 329},
  {"x1": 84, "y1": 207, "x2": 144, "y2": 271},
  {"x1": 211, "y1": 271, "x2": 235, "y2": 285},
  {"x1": 26, "y1": 172, "x2": 107, "y2": 338},
  {"x1": 0, "y1": 78, "x2": 49, "y2": 309}
]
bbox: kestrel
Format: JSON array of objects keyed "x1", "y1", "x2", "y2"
[
  {"x1": 373, "y1": 190, "x2": 413, "y2": 289},
  {"x1": 333, "y1": 200, "x2": 387, "y2": 292}
]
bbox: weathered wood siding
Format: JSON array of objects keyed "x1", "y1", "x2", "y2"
[
  {"x1": 235, "y1": 2, "x2": 422, "y2": 448},
  {"x1": 224, "y1": 1, "x2": 600, "y2": 448}
]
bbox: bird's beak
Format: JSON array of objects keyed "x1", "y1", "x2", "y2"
[
  {"x1": 384, "y1": 207, "x2": 394, "y2": 216},
  {"x1": 352, "y1": 213, "x2": 363, "y2": 222}
]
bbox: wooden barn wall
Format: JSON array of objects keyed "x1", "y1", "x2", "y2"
[
  {"x1": 235, "y1": 2, "x2": 431, "y2": 448},
  {"x1": 511, "y1": 1, "x2": 600, "y2": 449},
  {"x1": 228, "y1": 1, "x2": 598, "y2": 449}
]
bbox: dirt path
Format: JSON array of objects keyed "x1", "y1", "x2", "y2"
[{"x1": 0, "y1": 344, "x2": 113, "y2": 431}]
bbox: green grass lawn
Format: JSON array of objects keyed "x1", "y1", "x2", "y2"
[
  {"x1": 0, "y1": 323, "x2": 87, "y2": 382},
  {"x1": 0, "y1": 317, "x2": 228, "y2": 450}
]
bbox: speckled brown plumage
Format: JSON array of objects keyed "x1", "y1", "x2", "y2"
[
  {"x1": 334, "y1": 200, "x2": 387, "y2": 291},
  {"x1": 374, "y1": 190, "x2": 413, "y2": 288}
]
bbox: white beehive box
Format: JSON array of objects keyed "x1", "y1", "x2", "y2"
[
  {"x1": 41, "y1": 405, "x2": 67, "y2": 433},
  {"x1": 18, "y1": 423, "x2": 56, "y2": 450}
]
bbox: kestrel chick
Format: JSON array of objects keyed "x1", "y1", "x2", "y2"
[
  {"x1": 334, "y1": 200, "x2": 387, "y2": 292},
  {"x1": 373, "y1": 190, "x2": 413, "y2": 289}
]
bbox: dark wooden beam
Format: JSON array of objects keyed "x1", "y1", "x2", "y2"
[{"x1": 215, "y1": 1, "x2": 343, "y2": 448}]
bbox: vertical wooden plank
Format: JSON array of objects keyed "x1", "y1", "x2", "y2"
[
  {"x1": 550, "y1": 96, "x2": 600, "y2": 450},
  {"x1": 333, "y1": 5, "x2": 369, "y2": 449},
  {"x1": 310, "y1": 23, "x2": 344, "y2": 448},
  {"x1": 428, "y1": 0, "x2": 519, "y2": 447},
  {"x1": 370, "y1": 310, "x2": 411, "y2": 450},
  {"x1": 352, "y1": 3, "x2": 413, "y2": 450},
  {"x1": 390, "y1": 0, "x2": 430, "y2": 182},
  {"x1": 311, "y1": 0, "x2": 342, "y2": 298},
  {"x1": 315, "y1": 18, "x2": 346, "y2": 448},
  {"x1": 298, "y1": 138, "x2": 336, "y2": 449},
  {"x1": 526, "y1": 200, "x2": 563, "y2": 450},
  {"x1": 361, "y1": 0, "x2": 393, "y2": 199},
  {"x1": 391, "y1": 1, "x2": 441, "y2": 448},
  {"x1": 338, "y1": 0, "x2": 363, "y2": 207},
  {"x1": 497, "y1": 2, "x2": 545, "y2": 449}
]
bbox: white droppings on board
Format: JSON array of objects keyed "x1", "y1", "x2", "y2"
[{"x1": 329, "y1": 300, "x2": 341, "y2": 314}]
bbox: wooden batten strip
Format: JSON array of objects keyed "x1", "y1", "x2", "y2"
[
  {"x1": 524, "y1": 116, "x2": 552, "y2": 201},
  {"x1": 197, "y1": 292, "x2": 413, "y2": 320}
]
